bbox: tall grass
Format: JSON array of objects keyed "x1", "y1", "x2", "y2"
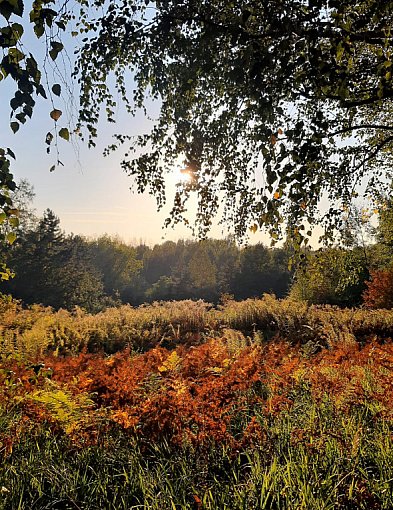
[
  {"x1": 1, "y1": 398, "x2": 392, "y2": 509},
  {"x1": 2, "y1": 294, "x2": 393, "y2": 357}
]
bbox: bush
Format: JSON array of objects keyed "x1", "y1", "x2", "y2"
[{"x1": 363, "y1": 268, "x2": 393, "y2": 309}]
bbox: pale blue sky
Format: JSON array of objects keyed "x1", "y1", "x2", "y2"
[
  {"x1": 1, "y1": 17, "x2": 276, "y2": 246},
  {"x1": 2, "y1": 64, "x2": 274, "y2": 246}
]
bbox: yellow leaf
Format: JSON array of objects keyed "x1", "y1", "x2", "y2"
[
  {"x1": 158, "y1": 351, "x2": 182, "y2": 373},
  {"x1": 249, "y1": 224, "x2": 258, "y2": 234},
  {"x1": 274, "y1": 191, "x2": 280, "y2": 200},
  {"x1": 6, "y1": 232, "x2": 16, "y2": 245}
]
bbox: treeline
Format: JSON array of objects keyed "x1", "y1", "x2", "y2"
[
  {"x1": 0, "y1": 208, "x2": 293, "y2": 312},
  {"x1": 2, "y1": 182, "x2": 393, "y2": 312}
]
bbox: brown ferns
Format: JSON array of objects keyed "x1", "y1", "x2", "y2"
[{"x1": 1, "y1": 336, "x2": 392, "y2": 452}]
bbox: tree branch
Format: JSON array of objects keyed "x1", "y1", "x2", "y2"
[
  {"x1": 354, "y1": 135, "x2": 393, "y2": 172},
  {"x1": 325, "y1": 89, "x2": 393, "y2": 108},
  {"x1": 328, "y1": 124, "x2": 393, "y2": 137}
]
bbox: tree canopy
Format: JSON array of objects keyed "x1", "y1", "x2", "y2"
[{"x1": 2, "y1": 0, "x2": 393, "y2": 245}]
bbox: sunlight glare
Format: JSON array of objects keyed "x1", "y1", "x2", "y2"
[{"x1": 176, "y1": 166, "x2": 194, "y2": 184}]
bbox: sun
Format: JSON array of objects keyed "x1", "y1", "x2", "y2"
[{"x1": 176, "y1": 166, "x2": 194, "y2": 184}]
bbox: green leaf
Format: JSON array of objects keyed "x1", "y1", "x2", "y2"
[
  {"x1": 10, "y1": 122, "x2": 19, "y2": 134},
  {"x1": 49, "y1": 41, "x2": 64, "y2": 61},
  {"x1": 8, "y1": 47, "x2": 24, "y2": 63},
  {"x1": 55, "y1": 21, "x2": 66, "y2": 31},
  {"x1": 11, "y1": 22, "x2": 23, "y2": 41},
  {"x1": 6, "y1": 148, "x2": 15, "y2": 159},
  {"x1": 34, "y1": 23, "x2": 45, "y2": 38},
  {"x1": 36, "y1": 84, "x2": 47, "y2": 99},
  {"x1": 0, "y1": 212, "x2": 7, "y2": 224},
  {"x1": 52, "y1": 83, "x2": 61, "y2": 96},
  {"x1": 15, "y1": 112, "x2": 26, "y2": 124},
  {"x1": 8, "y1": 0, "x2": 24, "y2": 16},
  {"x1": 0, "y1": 2, "x2": 12, "y2": 20},
  {"x1": 9, "y1": 217, "x2": 19, "y2": 228},
  {"x1": 59, "y1": 127, "x2": 70, "y2": 141},
  {"x1": 0, "y1": 0, "x2": 23, "y2": 19},
  {"x1": 6, "y1": 232, "x2": 16, "y2": 245}
]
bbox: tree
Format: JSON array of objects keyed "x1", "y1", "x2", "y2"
[
  {"x1": 0, "y1": 0, "x2": 70, "y2": 254},
  {"x1": 187, "y1": 242, "x2": 218, "y2": 298},
  {"x1": 376, "y1": 196, "x2": 393, "y2": 248},
  {"x1": 145, "y1": 275, "x2": 178, "y2": 301},
  {"x1": 290, "y1": 247, "x2": 368, "y2": 306},
  {"x1": 2, "y1": 211, "x2": 106, "y2": 311},
  {"x1": 140, "y1": 238, "x2": 240, "y2": 302},
  {"x1": 87, "y1": 235, "x2": 142, "y2": 299},
  {"x1": 5, "y1": 208, "x2": 65, "y2": 305},
  {"x1": 363, "y1": 268, "x2": 393, "y2": 309},
  {"x1": 233, "y1": 244, "x2": 292, "y2": 299},
  {"x1": 76, "y1": 0, "x2": 393, "y2": 242},
  {"x1": 2, "y1": 1, "x2": 393, "y2": 244},
  {"x1": 142, "y1": 241, "x2": 184, "y2": 285},
  {"x1": 0, "y1": 179, "x2": 36, "y2": 278},
  {"x1": 9, "y1": 179, "x2": 37, "y2": 232}
]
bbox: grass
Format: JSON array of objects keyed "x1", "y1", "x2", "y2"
[
  {"x1": 2, "y1": 294, "x2": 393, "y2": 357},
  {"x1": 1, "y1": 402, "x2": 392, "y2": 509},
  {"x1": 0, "y1": 295, "x2": 393, "y2": 508}
]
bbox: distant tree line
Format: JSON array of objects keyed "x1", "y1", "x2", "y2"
[
  {"x1": 0, "y1": 186, "x2": 293, "y2": 311},
  {"x1": 2, "y1": 182, "x2": 393, "y2": 312},
  {"x1": 1, "y1": 209, "x2": 292, "y2": 311}
]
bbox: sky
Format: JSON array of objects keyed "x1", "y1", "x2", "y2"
[
  {"x1": 0, "y1": 12, "x2": 280, "y2": 249},
  {"x1": 1, "y1": 20, "x2": 276, "y2": 247},
  {"x1": 3, "y1": 97, "x2": 275, "y2": 246},
  {"x1": 2, "y1": 91, "x2": 189, "y2": 245}
]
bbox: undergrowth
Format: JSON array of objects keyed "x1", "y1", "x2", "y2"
[
  {"x1": 0, "y1": 295, "x2": 393, "y2": 508},
  {"x1": 1, "y1": 294, "x2": 393, "y2": 357}
]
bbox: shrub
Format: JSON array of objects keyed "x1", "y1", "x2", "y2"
[{"x1": 363, "y1": 268, "x2": 393, "y2": 309}]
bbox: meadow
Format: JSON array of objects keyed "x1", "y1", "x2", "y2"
[{"x1": 0, "y1": 295, "x2": 392, "y2": 509}]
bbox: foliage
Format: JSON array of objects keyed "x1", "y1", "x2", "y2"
[
  {"x1": 0, "y1": 316, "x2": 393, "y2": 508},
  {"x1": 377, "y1": 196, "x2": 393, "y2": 248},
  {"x1": 2, "y1": 210, "x2": 107, "y2": 312},
  {"x1": 0, "y1": 0, "x2": 74, "y2": 258},
  {"x1": 87, "y1": 235, "x2": 142, "y2": 299},
  {"x1": 234, "y1": 244, "x2": 292, "y2": 299},
  {"x1": 363, "y1": 268, "x2": 393, "y2": 309},
  {"x1": 1, "y1": 211, "x2": 295, "y2": 307},
  {"x1": 3, "y1": 294, "x2": 393, "y2": 359},
  {"x1": 141, "y1": 238, "x2": 242, "y2": 303},
  {"x1": 75, "y1": 0, "x2": 393, "y2": 242},
  {"x1": 0, "y1": 179, "x2": 36, "y2": 241},
  {"x1": 2, "y1": 1, "x2": 393, "y2": 246},
  {"x1": 290, "y1": 247, "x2": 369, "y2": 306}
]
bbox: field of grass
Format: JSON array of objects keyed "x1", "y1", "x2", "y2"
[{"x1": 0, "y1": 296, "x2": 393, "y2": 509}]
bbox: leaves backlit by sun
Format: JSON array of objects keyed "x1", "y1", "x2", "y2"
[{"x1": 177, "y1": 166, "x2": 194, "y2": 184}]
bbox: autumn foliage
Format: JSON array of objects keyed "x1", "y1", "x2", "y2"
[
  {"x1": 1, "y1": 298, "x2": 393, "y2": 508},
  {"x1": 1, "y1": 333, "x2": 393, "y2": 454},
  {"x1": 363, "y1": 268, "x2": 393, "y2": 309}
]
